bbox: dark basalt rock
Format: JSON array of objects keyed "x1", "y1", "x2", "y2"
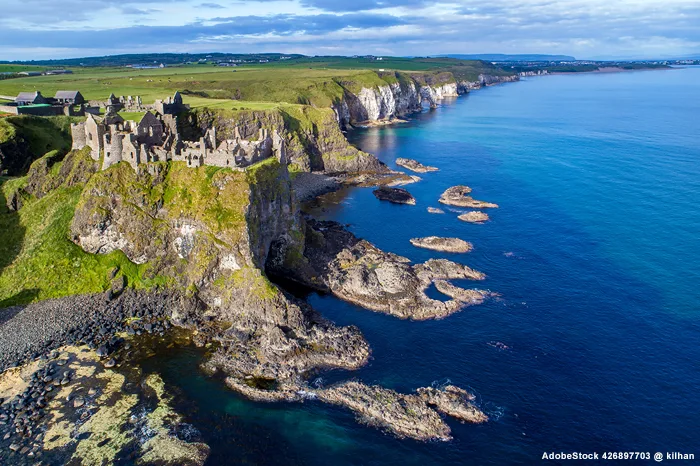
[{"x1": 372, "y1": 187, "x2": 416, "y2": 205}]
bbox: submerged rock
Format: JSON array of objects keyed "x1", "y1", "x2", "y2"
[
  {"x1": 395, "y1": 158, "x2": 438, "y2": 173},
  {"x1": 410, "y1": 236, "x2": 473, "y2": 253},
  {"x1": 458, "y1": 211, "x2": 490, "y2": 223},
  {"x1": 372, "y1": 187, "x2": 416, "y2": 205},
  {"x1": 439, "y1": 186, "x2": 498, "y2": 208}
]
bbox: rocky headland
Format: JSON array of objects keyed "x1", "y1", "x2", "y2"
[
  {"x1": 439, "y1": 185, "x2": 499, "y2": 208},
  {"x1": 315, "y1": 381, "x2": 487, "y2": 441},
  {"x1": 0, "y1": 69, "x2": 517, "y2": 450},
  {"x1": 395, "y1": 158, "x2": 439, "y2": 173},
  {"x1": 269, "y1": 219, "x2": 493, "y2": 320},
  {"x1": 410, "y1": 236, "x2": 473, "y2": 253}
]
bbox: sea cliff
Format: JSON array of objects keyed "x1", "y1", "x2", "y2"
[{"x1": 333, "y1": 71, "x2": 519, "y2": 128}]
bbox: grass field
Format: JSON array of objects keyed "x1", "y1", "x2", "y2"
[
  {"x1": 0, "y1": 64, "x2": 49, "y2": 73},
  {"x1": 0, "y1": 57, "x2": 510, "y2": 109}
]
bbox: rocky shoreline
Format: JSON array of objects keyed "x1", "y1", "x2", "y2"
[
  {"x1": 291, "y1": 172, "x2": 341, "y2": 203},
  {"x1": 0, "y1": 289, "x2": 194, "y2": 374},
  {"x1": 0, "y1": 71, "x2": 514, "y2": 453},
  {"x1": 0, "y1": 291, "x2": 215, "y2": 464},
  {"x1": 269, "y1": 219, "x2": 494, "y2": 321}
]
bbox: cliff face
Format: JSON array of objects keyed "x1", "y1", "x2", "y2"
[
  {"x1": 332, "y1": 71, "x2": 517, "y2": 128},
  {"x1": 70, "y1": 156, "x2": 369, "y2": 381},
  {"x1": 335, "y1": 77, "x2": 458, "y2": 128},
  {"x1": 182, "y1": 106, "x2": 386, "y2": 174},
  {"x1": 457, "y1": 74, "x2": 520, "y2": 93}
]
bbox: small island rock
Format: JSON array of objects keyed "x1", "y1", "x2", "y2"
[
  {"x1": 372, "y1": 187, "x2": 416, "y2": 205},
  {"x1": 396, "y1": 158, "x2": 439, "y2": 173},
  {"x1": 410, "y1": 236, "x2": 473, "y2": 253},
  {"x1": 439, "y1": 186, "x2": 498, "y2": 208},
  {"x1": 458, "y1": 211, "x2": 490, "y2": 223}
]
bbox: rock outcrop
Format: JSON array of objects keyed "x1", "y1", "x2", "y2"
[
  {"x1": 270, "y1": 220, "x2": 493, "y2": 320},
  {"x1": 458, "y1": 211, "x2": 490, "y2": 223},
  {"x1": 334, "y1": 71, "x2": 483, "y2": 128},
  {"x1": 439, "y1": 185, "x2": 499, "y2": 208},
  {"x1": 395, "y1": 158, "x2": 438, "y2": 173},
  {"x1": 183, "y1": 106, "x2": 387, "y2": 175},
  {"x1": 410, "y1": 236, "x2": 473, "y2": 253},
  {"x1": 373, "y1": 186, "x2": 416, "y2": 205},
  {"x1": 214, "y1": 379, "x2": 488, "y2": 442},
  {"x1": 417, "y1": 385, "x2": 489, "y2": 423},
  {"x1": 70, "y1": 157, "x2": 370, "y2": 384},
  {"x1": 457, "y1": 74, "x2": 520, "y2": 93},
  {"x1": 316, "y1": 381, "x2": 487, "y2": 441}
]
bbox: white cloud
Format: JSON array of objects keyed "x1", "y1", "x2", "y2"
[{"x1": 0, "y1": 0, "x2": 698, "y2": 59}]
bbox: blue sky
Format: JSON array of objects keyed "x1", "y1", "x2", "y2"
[{"x1": 1, "y1": 0, "x2": 699, "y2": 60}]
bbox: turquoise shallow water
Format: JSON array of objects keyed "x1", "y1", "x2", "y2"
[{"x1": 145, "y1": 67, "x2": 700, "y2": 464}]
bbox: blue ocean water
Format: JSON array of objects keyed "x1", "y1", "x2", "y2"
[{"x1": 146, "y1": 67, "x2": 700, "y2": 464}]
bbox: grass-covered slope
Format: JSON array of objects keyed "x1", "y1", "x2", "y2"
[
  {"x1": 0, "y1": 115, "x2": 80, "y2": 176},
  {"x1": 0, "y1": 149, "x2": 295, "y2": 308},
  {"x1": 0, "y1": 150, "x2": 165, "y2": 307}
]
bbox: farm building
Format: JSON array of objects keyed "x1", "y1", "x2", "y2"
[{"x1": 54, "y1": 90, "x2": 85, "y2": 105}]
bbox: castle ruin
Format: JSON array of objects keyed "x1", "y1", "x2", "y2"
[{"x1": 71, "y1": 92, "x2": 285, "y2": 171}]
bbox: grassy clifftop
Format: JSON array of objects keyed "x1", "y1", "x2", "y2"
[{"x1": 0, "y1": 57, "x2": 513, "y2": 110}]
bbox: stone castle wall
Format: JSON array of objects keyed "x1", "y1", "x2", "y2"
[{"x1": 70, "y1": 93, "x2": 284, "y2": 173}]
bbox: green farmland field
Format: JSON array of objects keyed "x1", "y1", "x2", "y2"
[{"x1": 0, "y1": 57, "x2": 510, "y2": 110}]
